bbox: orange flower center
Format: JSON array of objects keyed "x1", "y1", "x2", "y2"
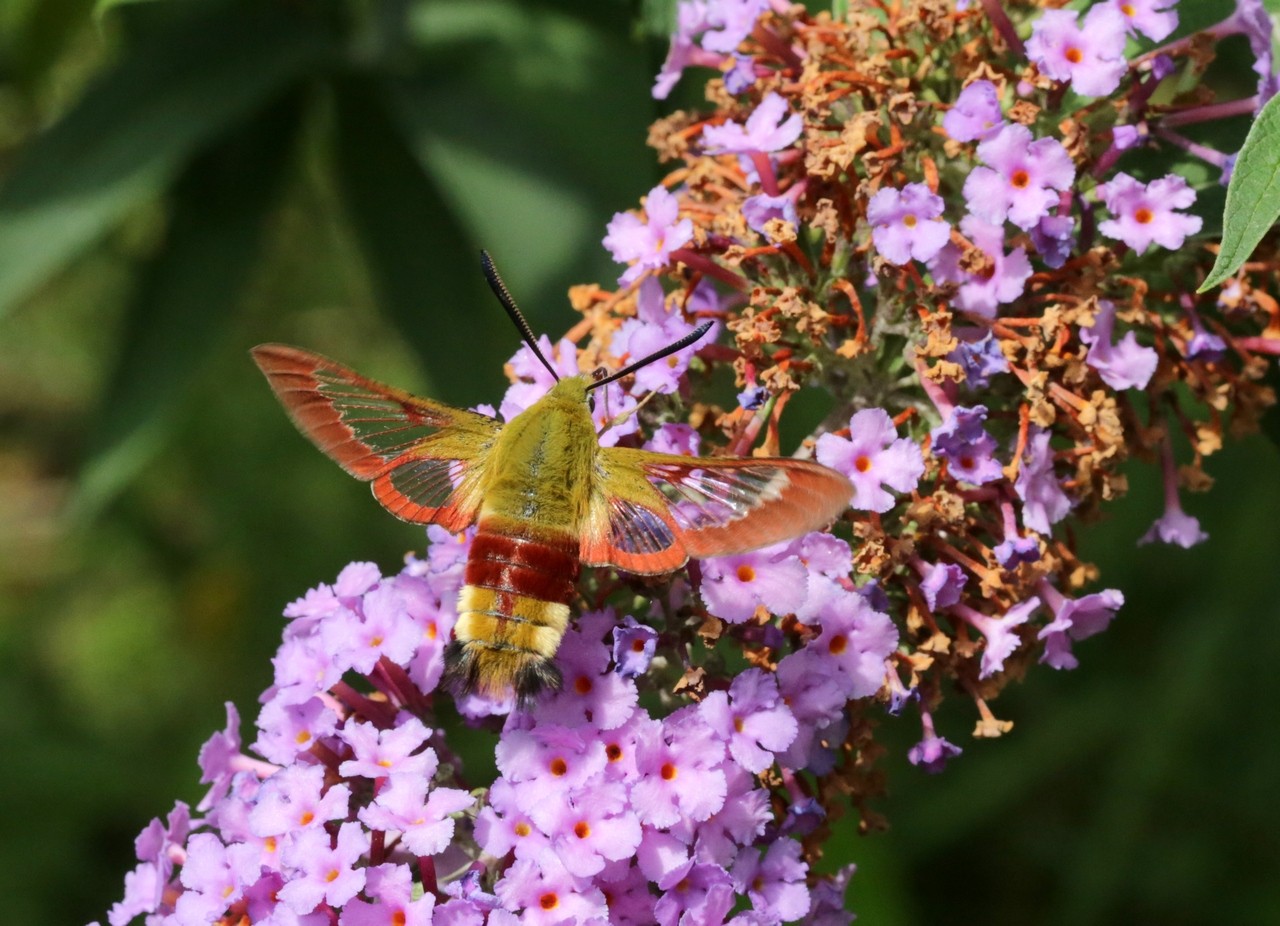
[
  {"x1": 1065, "y1": 46, "x2": 1083, "y2": 64},
  {"x1": 661, "y1": 762, "x2": 678, "y2": 781},
  {"x1": 734, "y1": 717, "x2": 745, "y2": 733},
  {"x1": 855, "y1": 455, "x2": 872, "y2": 473},
  {"x1": 325, "y1": 868, "x2": 340, "y2": 883},
  {"x1": 540, "y1": 893, "x2": 559, "y2": 911},
  {"x1": 737, "y1": 564, "x2": 757, "y2": 582},
  {"x1": 606, "y1": 743, "x2": 623, "y2": 762},
  {"x1": 1134, "y1": 207, "x2": 1154, "y2": 224},
  {"x1": 903, "y1": 213, "x2": 918, "y2": 228},
  {"x1": 574, "y1": 821, "x2": 591, "y2": 839},
  {"x1": 299, "y1": 811, "x2": 315, "y2": 826},
  {"x1": 515, "y1": 821, "x2": 531, "y2": 837},
  {"x1": 829, "y1": 635, "x2": 848, "y2": 655},
  {"x1": 574, "y1": 675, "x2": 593, "y2": 695},
  {"x1": 550, "y1": 757, "x2": 568, "y2": 776},
  {"x1": 1010, "y1": 169, "x2": 1030, "y2": 189}
]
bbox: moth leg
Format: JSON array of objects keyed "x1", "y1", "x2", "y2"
[{"x1": 598, "y1": 389, "x2": 660, "y2": 437}]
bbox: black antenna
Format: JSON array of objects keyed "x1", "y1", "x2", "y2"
[
  {"x1": 480, "y1": 250, "x2": 559, "y2": 382},
  {"x1": 587, "y1": 321, "x2": 714, "y2": 391}
]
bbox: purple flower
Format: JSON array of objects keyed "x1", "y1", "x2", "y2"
[
  {"x1": 535, "y1": 616, "x2": 639, "y2": 731},
  {"x1": 1213, "y1": 0, "x2": 1280, "y2": 103},
  {"x1": 867, "y1": 183, "x2": 951, "y2": 265},
  {"x1": 359, "y1": 772, "x2": 475, "y2": 856},
  {"x1": 1140, "y1": 503, "x2": 1208, "y2": 548},
  {"x1": 321, "y1": 582, "x2": 420, "y2": 675},
  {"x1": 931, "y1": 404, "x2": 1004, "y2": 484},
  {"x1": 700, "y1": 541, "x2": 809, "y2": 623},
  {"x1": 610, "y1": 277, "x2": 711, "y2": 395},
  {"x1": 995, "y1": 535, "x2": 1041, "y2": 567},
  {"x1": 1037, "y1": 583, "x2": 1124, "y2": 670},
  {"x1": 1015, "y1": 426, "x2": 1073, "y2": 534},
  {"x1": 742, "y1": 191, "x2": 799, "y2": 235},
  {"x1": 248, "y1": 766, "x2": 350, "y2": 845},
  {"x1": 815, "y1": 408, "x2": 924, "y2": 512},
  {"x1": 774, "y1": 652, "x2": 849, "y2": 769},
  {"x1": 277, "y1": 822, "x2": 369, "y2": 914},
  {"x1": 1140, "y1": 440, "x2": 1208, "y2": 548},
  {"x1": 698, "y1": 669, "x2": 798, "y2": 772},
  {"x1": 646, "y1": 422, "x2": 701, "y2": 457},
  {"x1": 731, "y1": 839, "x2": 811, "y2": 921},
  {"x1": 725, "y1": 53, "x2": 757, "y2": 94},
  {"x1": 495, "y1": 725, "x2": 608, "y2": 810},
  {"x1": 919, "y1": 562, "x2": 965, "y2": 610},
  {"x1": 630, "y1": 712, "x2": 728, "y2": 827},
  {"x1": 962, "y1": 124, "x2": 1076, "y2": 230},
  {"x1": 613, "y1": 616, "x2": 658, "y2": 679},
  {"x1": 1097, "y1": 172, "x2": 1203, "y2": 254},
  {"x1": 1080, "y1": 300, "x2": 1159, "y2": 390},
  {"x1": 198, "y1": 705, "x2": 247, "y2": 811},
  {"x1": 341, "y1": 863, "x2": 436, "y2": 926},
  {"x1": 493, "y1": 854, "x2": 607, "y2": 925},
  {"x1": 254, "y1": 695, "x2": 338, "y2": 766},
  {"x1": 1184, "y1": 327, "x2": 1227, "y2": 363},
  {"x1": 677, "y1": 765, "x2": 771, "y2": 863},
  {"x1": 949, "y1": 330, "x2": 1009, "y2": 388},
  {"x1": 333, "y1": 561, "x2": 381, "y2": 601},
  {"x1": 173, "y1": 833, "x2": 252, "y2": 925},
  {"x1": 500, "y1": 336, "x2": 581, "y2": 421},
  {"x1": 654, "y1": 2, "x2": 718, "y2": 100},
  {"x1": 809, "y1": 865, "x2": 857, "y2": 926},
  {"x1": 808, "y1": 587, "x2": 898, "y2": 698},
  {"x1": 929, "y1": 216, "x2": 1032, "y2": 317},
  {"x1": 473, "y1": 778, "x2": 550, "y2": 861},
  {"x1": 1104, "y1": 0, "x2": 1178, "y2": 41},
  {"x1": 701, "y1": 0, "x2": 771, "y2": 53},
  {"x1": 532, "y1": 781, "x2": 642, "y2": 878},
  {"x1": 1026, "y1": 6, "x2": 1129, "y2": 98},
  {"x1": 702, "y1": 92, "x2": 803, "y2": 154},
  {"x1": 908, "y1": 728, "x2": 963, "y2": 773},
  {"x1": 1031, "y1": 211, "x2": 1076, "y2": 268},
  {"x1": 604, "y1": 184, "x2": 695, "y2": 286},
  {"x1": 951, "y1": 597, "x2": 1039, "y2": 678},
  {"x1": 653, "y1": 861, "x2": 736, "y2": 926},
  {"x1": 942, "y1": 80, "x2": 1004, "y2": 142},
  {"x1": 109, "y1": 803, "x2": 191, "y2": 925},
  {"x1": 590, "y1": 381, "x2": 641, "y2": 448}
]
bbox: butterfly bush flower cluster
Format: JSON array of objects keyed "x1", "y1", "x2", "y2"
[{"x1": 100, "y1": 0, "x2": 1280, "y2": 923}]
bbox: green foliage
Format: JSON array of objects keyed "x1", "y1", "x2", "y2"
[
  {"x1": 1201, "y1": 92, "x2": 1280, "y2": 291},
  {"x1": 0, "y1": 1, "x2": 1277, "y2": 924}
]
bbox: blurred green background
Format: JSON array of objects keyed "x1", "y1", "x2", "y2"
[{"x1": 0, "y1": 0, "x2": 1276, "y2": 923}]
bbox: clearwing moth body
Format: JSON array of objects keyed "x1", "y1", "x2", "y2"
[{"x1": 252, "y1": 254, "x2": 852, "y2": 703}]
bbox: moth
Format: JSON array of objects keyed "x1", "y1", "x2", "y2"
[{"x1": 252, "y1": 252, "x2": 853, "y2": 703}]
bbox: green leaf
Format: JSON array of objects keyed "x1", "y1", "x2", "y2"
[
  {"x1": 1199, "y1": 92, "x2": 1280, "y2": 292},
  {"x1": 72, "y1": 91, "x2": 305, "y2": 520},
  {"x1": 92, "y1": 0, "x2": 165, "y2": 21},
  {"x1": 330, "y1": 76, "x2": 510, "y2": 408},
  {"x1": 396, "y1": 0, "x2": 656, "y2": 327},
  {"x1": 0, "y1": 0, "x2": 334, "y2": 318}
]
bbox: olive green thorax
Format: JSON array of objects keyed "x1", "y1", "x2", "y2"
[{"x1": 477, "y1": 375, "x2": 600, "y2": 531}]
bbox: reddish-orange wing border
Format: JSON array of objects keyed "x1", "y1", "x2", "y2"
[
  {"x1": 251, "y1": 344, "x2": 500, "y2": 530},
  {"x1": 582, "y1": 448, "x2": 852, "y2": 573}
]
